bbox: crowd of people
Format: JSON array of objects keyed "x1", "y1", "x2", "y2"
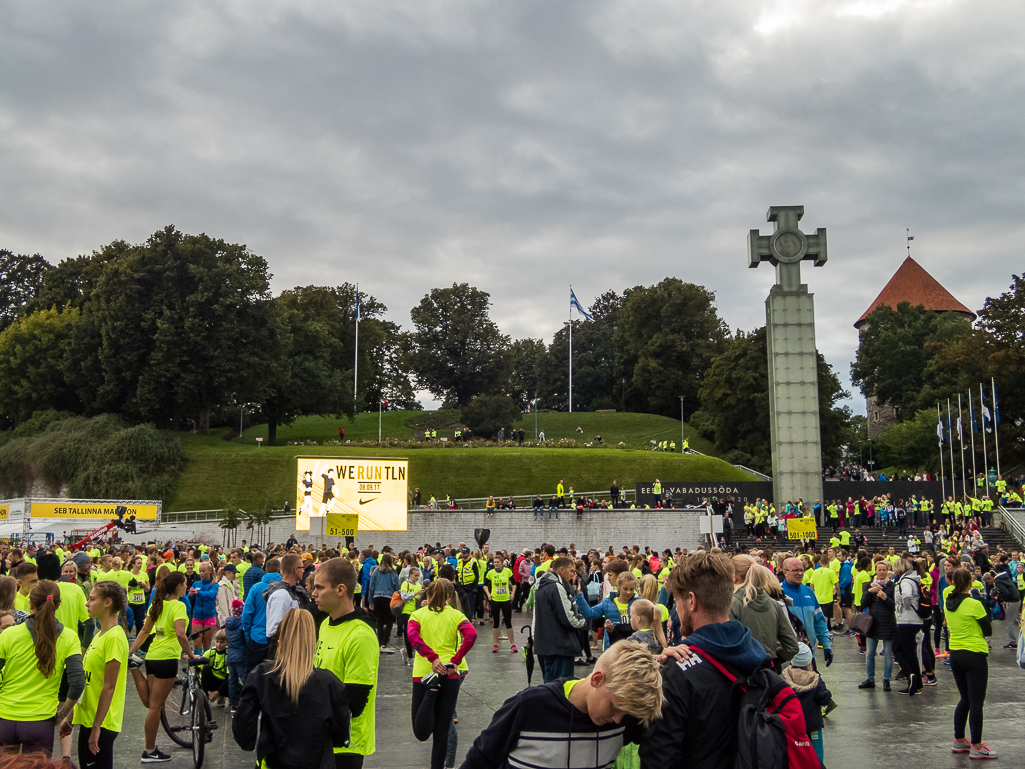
[{"x1": 0, "y1": 511, "x2": 1020, "y2": 769}]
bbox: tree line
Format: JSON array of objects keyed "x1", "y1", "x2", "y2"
[{"x1": 1, "y1": 226, "x2": 863, "y2": 471}]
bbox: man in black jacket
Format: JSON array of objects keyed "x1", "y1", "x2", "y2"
[
  {"x1": 533, "y1": 557, "x2": 588, "y2": 683},
  {"x1": 639, "y1": 552, "x2": 768, "y2": 769}
]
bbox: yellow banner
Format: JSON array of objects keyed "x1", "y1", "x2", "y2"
[
  {"x1": 325, "y1": 513, "x2": 359, "y2": 538},
  {"x1": 296, "y1": 457, "x2": 408, "y2": 532},
  {"x1": 787, "y1": 517, "x2": 818, "y2": 540},
  {"x1": 0, "y1": 506, "x2": 7, "y2": 521},
  {"x1": 30, "y1": 502, "x2": 159, "y2": 520}
]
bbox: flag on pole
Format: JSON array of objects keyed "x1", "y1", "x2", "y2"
[
  {"x1": 956, "y1": 415, "x2": 963, "y2": 443},
  {"x1": 982, "y1": 397, "x2": 993, "y2": 433},
  {"x1": 936, "y1": 414, "x2": 944, "y2": 446},
  {"x1": 947, "y1": 403, "x2": 953, "y2": 444},
  {"x1": 355, "y1": 289, "x2": 361, "y2": 322},
  {"x1": 570, "y1": 288, "x2": 593, "y2": 321},
  {"x1": 993, "y1": 383, "x2": 1001, "y2": 424}
]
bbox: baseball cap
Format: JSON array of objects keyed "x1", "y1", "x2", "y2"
[
  {"x1": 223, "y1": 564, "x2": 238, "y2": 574},
  {"x1": 461, "y1": 547, "x2": 471, "y2": 555},
  {"x1": 163, "y1": 550, "x2": 175, "y2": 561},
  {"x1": 301, "y1": 553, "x2": 313, "y2": 562}
]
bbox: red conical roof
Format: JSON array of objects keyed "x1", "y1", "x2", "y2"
[{"x1": 854, "y1": 256, "x2": 977, "y2": 328}]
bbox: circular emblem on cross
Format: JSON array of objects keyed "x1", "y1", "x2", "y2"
[{"x1": 770, "y1": 229, "x2": 807, "y2": 264}]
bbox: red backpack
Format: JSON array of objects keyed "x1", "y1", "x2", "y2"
[{"x1": 689, "y1": 646, "x2": 823, "y2": 769}]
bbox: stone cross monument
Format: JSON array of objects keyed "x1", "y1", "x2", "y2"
[{"x1": 748, "y1": 206, "x2": 827, "y2": 519}]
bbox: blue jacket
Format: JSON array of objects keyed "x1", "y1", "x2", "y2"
[
  {"x1": 243, "y1": 565, "x2": 265, "y2": 598},
  {"x1": 574, "y1": 593, "x2": 640, "y2": 647},
  {"x1": 223, "y1": 615, "x2": 247, "y2": 664},
  {"x1": 838, "y1": 561, "x2": 853, "y2": 594},
  {"x1": 241, "y1": 572, "x2": 281, "y2": 645},
  {"x1": 368, "y1": 569, "x2": 400, "y2": 600},
  {"x1": 191, "y1": 578, "x2": 219, "y2": 621},
  {"x1": 359, "y1": 558, "x2": 378, "y2": 593},
  {"x1": 781, "y1": 580, "x2": 830, "y2": 651}
]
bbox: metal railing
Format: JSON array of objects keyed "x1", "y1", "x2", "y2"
[
  {"x1": 413, "y1": 488, "x2": 637, "y2": 511},
  {"x1": 1000, "y1": 507, "x2": 1025, "y2": 547}
]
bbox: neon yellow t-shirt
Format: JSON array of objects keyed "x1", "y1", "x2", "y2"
[
  {"x1": 535, "y1": 559, "x2": 554, "y2": 575},
  {"x1": 399, "y1": 581, "x2": 423, "y2": 616},
  {"x1": 485, "y1": 568, "x2": 514, "y2": 603},
  {"x1": 14, "y1": 592, "x2": 30, "y2": 613},
  {"x1": 127, "y1": 572, "x2": 149, "y2": 606},
  {"x1": 613, "y1": 598, "x2": 631, "y2": 624},
  {"x1": 56, "y1": 580, "x2": 89, "y2": 632},
  {"x1": 147, "y1": 599, "x2": 188, "y2": 661},
  {"x1": 945, "y1": 594, "x2": 989, "y2": 654},
  {"x1": 0, "y1": 624, "x2": 80, "y2": 721},
  {"x1": 409, "y1": 605, "x2": 471, "y2": 679},
  {"x1": 810, "y1": 567, "x2": 838, "y2": 605},
  {"x1": 315, "y1": 615, "x2": 379, "y2": 756},
  {"x1": 73, "y1": 625, "x2": 128, "y2": 732},
  {"x1": 802, "y1": 568, "x2": 813, "y2": 586},
  {"x1": 853, "y1": 569, "x2": 872, "y2": 608}
]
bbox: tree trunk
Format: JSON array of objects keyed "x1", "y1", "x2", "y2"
[
  {"x1": 198, "y1": 408, "x2": 211, "y2": 435},
  {"x1": 268, "y1": 418, "x2": 278, "y2": 447}
]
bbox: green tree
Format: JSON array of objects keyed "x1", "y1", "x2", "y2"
[
  {"x1": 66, "y1": 226, "x2": 276, "y2": 432},
  {"x1": 508, "y1": 338, "x2": 547, "y2": 407},
  {"x1": 0, "y1": 250, "x2": 51, "y2": 331},
  {"x1": 0, "y1": 308, "x2": 81, "y2": 426},
  {"x1": 406, "y1": 284, "x2": 511, "y2": 407},
  {"x1": 460, "y1": 394, "x2": 522, "y2": 439},
  {"x1": 875, "y1": 410, "x2": 943, "y2": 473},
  {"x1": 615, "y1": 279, "x2": 727, "y2": 418},
  {"x1": 851, "y1": 302, "x2": 972, "y2": 421},
  {"x1": 699, "y1": 327, "x2": 851, "y2": 472},
  {"x1": 256, "y1": 306, "x2": 347, "y2": 446}
]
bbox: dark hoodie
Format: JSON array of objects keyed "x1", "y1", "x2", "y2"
[
  {"x1": 639, "y1": 621, "x2": 768, "y2": 769},
  {"x1": 461, "y1": 680, "x2": 643, "y2": 769}
]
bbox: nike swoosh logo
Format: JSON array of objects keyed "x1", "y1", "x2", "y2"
[{"x1": 359, "y1": 498, "x2": 375, "y2": 505}]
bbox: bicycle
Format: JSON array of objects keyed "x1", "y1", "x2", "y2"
[{"x1": 160, "y1": 635, "x2": 215, "y2": 768}]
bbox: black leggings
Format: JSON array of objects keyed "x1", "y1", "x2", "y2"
[
  {"x1": 892, "y1": 625, "x2": 922, "y2": 680},
  {"x1": 78, "y1": 725, "x2": 119, "y2": 769},
  {"x1": 372, "y1": 597, "x2": 394, "y2": 646},
  {"x1": 412, "y1": 677, "x2": 462, "y2": 769},
  {"x1": 0, "y1": 717, "x2": 55, "y2": 757},
  {"x1": 920, "y1": 618, "x2": 935, "y2": 674},
  {"x1": 397, "y1": 614, "x2": 413, "y2": 657},
  {"x1": 950, "y1": 650, "x2": 988, "y2": 745}
]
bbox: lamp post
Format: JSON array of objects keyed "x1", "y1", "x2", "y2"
[
  {"x1": 679, "y1": 395, "x2": 685, "y2": 453},
  {"x1": 239, "y1": 402, "x2": 244, "y2": 445}
]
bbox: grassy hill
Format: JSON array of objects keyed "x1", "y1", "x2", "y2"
[
  {"x1": 239, "y1": 411, "x2": 719, "y2": 454},
  {"x1": 169, "y1": 411, "x2": 745, "y2": 513}
]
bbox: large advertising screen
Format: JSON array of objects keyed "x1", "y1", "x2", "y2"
[{"x1": 296, "y1": 456, "x2": 408, "y2": 532}]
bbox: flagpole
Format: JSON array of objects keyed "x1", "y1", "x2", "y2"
[
  {"x1": 937, "y1": 403, "x2": 946, "y2": 503},
  {"x1": 968, "y1": 390, "x2": 978, "y2": 487},
  {"x1": 958, "y1": 394, "x2": 967, "y2": 498},
  {"x1": 992, "y1": 377, "x2": 1002, "y2": 479},
  {"x1": 979, "y1": 384, "x2": 990, "y2": 497},
  {"x1": 568, "y1": 287, "x2": 573, "y2": 414},
  {"x1": 354, "y1": 283, "x2": 359, "y2": 414},
  {"x1": 947, "y1": 399, "x2": 956, "y2": 497}
]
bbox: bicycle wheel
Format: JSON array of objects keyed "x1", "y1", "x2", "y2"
[
  {"x1": 161, "y1": 675, "x2": 193, "y2": 748},
  {"x1": 191, "y1": 689, "x2": 207, "y2": 769}
]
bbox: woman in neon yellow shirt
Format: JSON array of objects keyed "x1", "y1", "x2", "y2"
[
  {"x1": 945, "y1": 567, "x2": 997, "y2": 759},
  {"x1": 60, "y1": 580, "x2": 128, "y2": 769},
  {"x1": 0, "y1": 580, "x2": 84, "y2": 757},
  {"x1": 128, "y1": 571, "x2": 197, "y2": 763}
]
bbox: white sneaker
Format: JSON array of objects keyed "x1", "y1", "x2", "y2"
[
  {"x1": 401, "y1": 648, "x2": 409, "y2": 665},
  {"x1": 380, "y1": 646, "x2": 395, "y2": 654}
]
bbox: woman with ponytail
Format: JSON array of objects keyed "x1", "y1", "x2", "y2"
[
  {"x1": 0, "y1": 580, "x2": 85, "y2": 757},
  {"x1": 59, "y1": 581, "x2": 128, "y2": 769},
  {"x1": 129, "y1": 571, "x2": 195, "y2": 763}
]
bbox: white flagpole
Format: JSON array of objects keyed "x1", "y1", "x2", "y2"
[
  {"x1": 937, "y1": 402, "x2": 946, "y2": 503},
  {"x1": 958, "y1": 394, "x2": 967, "y2": 498},
  {"x1": 979, "y1": 384, "x2": 989, "y2": 496},
  {"x1": 992, "y1": 377, "x2": 1002, "y2": 479},
  {"x1": 968, "y1": 390, "x2": 978, "y2": 486},
  {"x1": 354, "y1": 284, "x2": 359, "y2": 414}
]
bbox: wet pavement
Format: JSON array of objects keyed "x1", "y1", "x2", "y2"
[{"x1": 112, "y1": 610, "x2": 1025, "y2": 769}]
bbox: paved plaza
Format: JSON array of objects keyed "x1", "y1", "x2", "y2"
[{"x1": 113, "y1": 612, "x2": 1025, "y2": 769}]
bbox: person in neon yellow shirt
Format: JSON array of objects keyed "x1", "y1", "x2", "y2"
[
  {"x1": 13, "y1": 562, "x2": 37, "y2": 613},
  {"x1": 484, "y1": 555, "x2": 517, "y2": 653},
  {"x1": 128, "y1": 572, "x2": 197, "y2": 762},
  {"x1": 60, "y1": 581, "x2": 128, "y2": 767},
  {"x1": 810, "y1": 559, "x2": 839, "y2": 630},
  {"x1": 0, "y1": 579, "x2": 84, "y2": 757}
]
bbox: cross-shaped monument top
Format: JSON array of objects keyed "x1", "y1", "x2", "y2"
[{"x1": 748, "y1": 205, "x2": 827, "y2": 292}]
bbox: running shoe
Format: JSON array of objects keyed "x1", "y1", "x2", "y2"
[
  {"x1": 380, "y1": 646, "x2": 395, "y2": 654},
  {"x1": 128, "y1": 654, "x2": 145, "y2": 670},
  {"x1": 1002, "y1": 642, "x2": 1017, "y2": 649},
  {"x1": 935, "y1": 650, "x2": 950, "y2": 658},
  {"x1": 492, "y1": 645, "x2": 499, "y2": 653},
  {"x1": 857, "y1": 679, "x2": 875, "y2": 689},
  {"x1": 951, "y1": 739, "x2": 971, "y2": 753},
  {"x1": 141, "y1": 749, "x2": 172, "y2": 763},
  {"x1": 882, "y1": 680, "x2": 891, "y2": 692},
  {"x1": 401, "y1": 648, "x2": 409, "y2": 665},
  {"x1": 924, "y1": 675, "x2": 938, "y2": 686},
  {"x1": 859, "y1": 648, "x2": 866, "y2": 655},
  {"x1": 421, "y1": 672, "x2": 440, "y2": 689},
  {"x1": 969, "y1": 744, "x2": 997, "y2": 760},
  {"x1": 510, "y1": 645, "x2": 518, "y2": 653}
]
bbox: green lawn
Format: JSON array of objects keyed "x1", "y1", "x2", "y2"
[
  {"x1": 240, "y1": 411, "x2": 718, "y2": 455},
  {"x1": 169, "y1": 431, "x2": 751, "y2": 514}
]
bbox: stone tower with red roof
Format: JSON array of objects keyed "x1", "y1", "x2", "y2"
[{"x1": 855, "y1": 256, "x2": 976, "y2": 439}]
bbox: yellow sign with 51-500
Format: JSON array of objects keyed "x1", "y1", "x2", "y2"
[{"x1": 295, "y1": 457, "x2": 408, "y2": 532}]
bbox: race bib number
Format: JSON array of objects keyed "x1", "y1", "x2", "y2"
[
  {"x1": 495, "y1": 585, "x2": 509, "y2": 596},
  {"x1": 129, "y1": 590, "x2": 145, "y2": 604}
]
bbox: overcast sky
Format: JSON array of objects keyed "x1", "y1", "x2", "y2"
[{"x1": 2, "y1": 0, "x2": 1022, "y2": 413}]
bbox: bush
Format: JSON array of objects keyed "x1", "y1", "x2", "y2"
[
  {"x1": 688, "y1": 409, "x2": 717, "y2": 441},
  {"x1": 461, "y1": 395, "x2": 522, "y2": 439},
  {"x1": 0, "y1": 414, "x2": 186, "y2": 504}
]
